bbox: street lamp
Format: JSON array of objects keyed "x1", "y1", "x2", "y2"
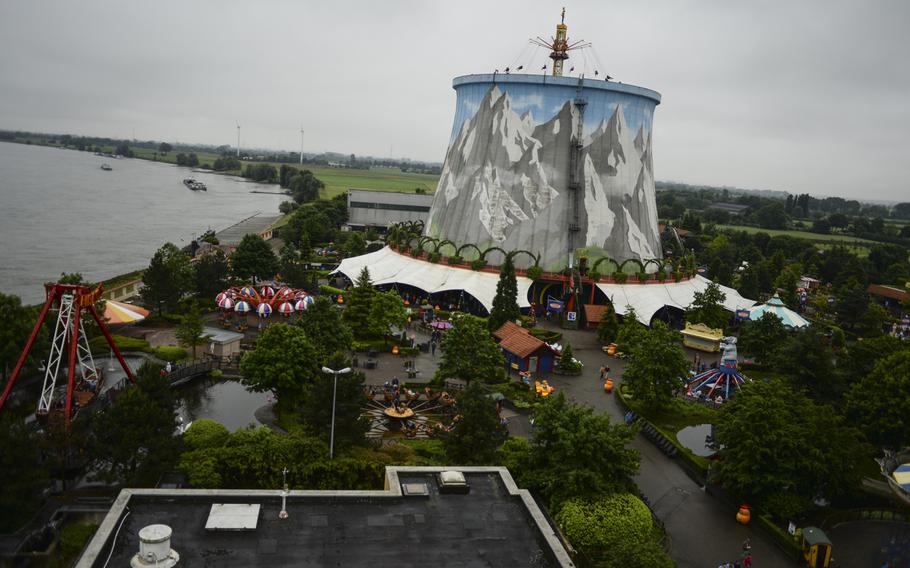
[{"x1": 321, "y1": 366, "x2": 352, "y2": 459}]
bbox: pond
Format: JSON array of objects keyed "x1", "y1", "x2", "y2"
[
  {"x1": 98, "y1": 355, "x2": 269, "y2": 431},
  {"x1": 676, "y1": 423, "x2": 717, "y2": 457},
  {"x1": 176, "y1": 377, "x2": 270, "y2": 431}
]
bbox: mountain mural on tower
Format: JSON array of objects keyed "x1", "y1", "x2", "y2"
[{"x1": 426, "y1": 82, "x2": 661, "y2": 270}]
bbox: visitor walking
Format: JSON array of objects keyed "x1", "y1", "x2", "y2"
[{"x1": 431, "y1": 339, "x2": 437, "y2": 356}]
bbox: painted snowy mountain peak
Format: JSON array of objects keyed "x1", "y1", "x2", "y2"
[{"x1": 427, "y1": 84, "x2": 660, "y2": 269}]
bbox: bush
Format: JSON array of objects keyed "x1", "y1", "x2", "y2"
[
  {"x1": 529, "y1": 328, "x2": 562, "y2": 342},
  {"x1": 59, "y1": 523, "x2": 98, "y2": 558},
  {"x1": 435, "y1": 310, "x2": 451, "y2": 320},
  {"x1": 427, "y1": 252, "x2": 440, "y2": 263},
  {"x1": 556, "y1": 344, "x2": 583, "y2": 374},
  {"x1": 448, "y1": 255, "x2": 464, "y2": 265},
  {"x1": 526, "y1": 265, "x2": 542, "y2": 281},
  {"x1": 470, "y1": 259, "x2": 486, "y2": 270},
  {"x1": 88, "y1": 334, "x2": 150, "y2": 354},
  {"x1": 183, "y1": 419, "x2": 229, "y2": 450},
  {"x1": 557, "y1": 494, "x2": 672, "y2": 568},
  {"x1": 587, "y1": 271, "x2": 600, "y2": 281},
  {"x1": 613, "y1": 272, "x2": 628, "y2": 283},
  {"x1": 320, "y1": 284, "x2": 345, "y2": 296},
  {"x1": 153, "y1": 346, "x2": 188, "y2": 362}
]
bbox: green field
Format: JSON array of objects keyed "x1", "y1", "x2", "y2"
[
  {"x1": 304, "y1": 166, "x2": 439, "y2": 198},
  {"x1": 123, "y1": 147, "x2": 440, "y2": 199},
  {"x1": 714, "y1": 224, "x2": 879, "y2": 246}
]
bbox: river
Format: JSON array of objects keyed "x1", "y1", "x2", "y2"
[{"x1": 0, "y1": 141, "x2": 286, "y2": 305}]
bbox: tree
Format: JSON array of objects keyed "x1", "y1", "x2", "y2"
[
  {"x1": 296, "y1": 296, "x2": 353, "y2": 364},
  {"x1": 342, "y1": 268, "x2": 376, "y2": 338},
  {"x1": 0, "y1": 414, "x2": 50, "y2": 532},
  {"x1": 835, "y1": 278, "x2": 870, "y2": 332},
  {"x1": 621, "y1": 321, "x2": 689, "y2": 410},
  {"x1": 488, "y1": 256, "x2": 520, "y2": 331},
  {"x1": 738, "y1": 312, "x2": 788, "y2": 365},
  {"x1": 301, "y1": 369, "x2": 369, "y2": 452},
  {"x1": 240, "y1": 324, "x2": 321, "y2": 413},
  {"x1": 183, "y1": 419, "x2": 229, "y2": 451},
  {"x1": 846, "y1": 352, "x2": 910, "y2": 449},
  {"x1": 773, "y1": 267, "x2": 800, "y2": 308},
  {"x1": 230, "y1": 233, "x2": 278, "y2": 283},
  {"x1": 87, "y1": 362, "x2": 179, "y2": 485},
  {"x1": 158, "y1": 142, "x2": 172, "y2": 155},
  {"x1": 517, "y1": 393, "x2": 638, "y2": 508},
  {"x1": 713, "y1": 378, "x2": 864, "y2": 517},
  {"x1": 288, "y1": 171, "x2": 324, "y2": 204},
  {"x1": 194, "y1": 249, "x2": 230, "y2": 299},
  {"x1": 436, "y1": 314, "x2": 505, "y2": 385},
  {"x1": 140, "y1": 242, "x2": 192, "y2": 316},
  {"x1": 367, "y1": 290, "x2": 408, "y2": 338},
  {"x1": 176, "y1": 303, "x2": 209, "y2": 358},
  {"x1": 556, "y1": 343, "x2": 582, "y2": 373},
  {"x1": 754, "y1": 202, "x2": 788, "y2": 230},
  {"x1": 596, "y1": 305, "x2": 619, "y2": 343},
  {"x1": 685, "y1": 281, "x2": 728, "y2": 330},
  {"x1": 772, "y1": 326, "x2": 841, "y2": 401},
  {"x1": 616, "y1": 307, "x2": 647, "y2": 352},
  {"x1": 344, "y1": 231, "x2": 366, "y2": 256},
  {"x1": 441, "y1": 382, "x2": 508, "y2": 464},
  {"x1": 0, "y1": 293, "x2": 38, "y2": 381}
]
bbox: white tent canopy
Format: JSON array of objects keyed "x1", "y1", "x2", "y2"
[
  {"x1": 595, "y1": 275, "x2": 755, "y2": 325},
  {"x1": 332, "y1": 247, "x2": 532, "y2": 312}
]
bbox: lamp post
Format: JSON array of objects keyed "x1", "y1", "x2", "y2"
[{"x1": 321, "y1": 366, "x2": 352, "y2": 459}]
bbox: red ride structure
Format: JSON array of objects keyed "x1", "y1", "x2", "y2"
[{"x1": 0, "y1": 283, "x2": 135, "y2": 424}]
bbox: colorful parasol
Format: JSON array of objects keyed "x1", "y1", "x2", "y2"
[
  {"x1": 103, "y1": 300, "x2": 150, "y2": 325},
  {"x1": 234, "y1": 300, "x2": 252, "y2": 313},
  {"x1": 257, "y1": 303, "x2": 272, "y2": 317},
  {"x1": 215, "y1": 292, "x2": 228, "y2": 305},
  {"x1": 240, "y1": 286, "x2": 256, "y2": 297},
  {"x1": 277, "y1": 302, "x2": 295, "y2": 316},
  {"x1": 218, "y1": 296, "x2": 235, "y2": 310},
  {"x1": 260, "y1": 286, "x2": 275, "y2": 297},
  {"x1": 430, "y1": 321, "x2": 453, "y2": 330}
]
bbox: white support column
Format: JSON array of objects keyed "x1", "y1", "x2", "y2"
[{"x1": 38, "y1": 293, "x2": 75, "y2": 414}]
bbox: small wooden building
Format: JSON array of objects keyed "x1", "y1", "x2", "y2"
[
  {"x1": 680, "y1": 322, "x2": 723, "y2": 352},
  {"x1": 493, "y1": 322, "x2": 557, "y2": 374},
  {"x1": 583, "y1": 304, "x2": 610, "y2": 330}
]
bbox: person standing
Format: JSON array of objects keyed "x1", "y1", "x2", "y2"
[
  {"x1": 599, "y1": 366, "x2": 606, "y2": 381},
  {"x1": 430, "y1": 339, "x2": 437, "y2": 356}
]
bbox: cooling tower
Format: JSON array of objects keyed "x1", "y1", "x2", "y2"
[{"x1": 425, "y1": 74, "x2": 662, "y2": 270}]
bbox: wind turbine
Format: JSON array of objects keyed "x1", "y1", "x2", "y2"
[
  {"x1": 299, "y1": 125, "x2": 305, "y2": 165},
  {"x1": 236, "y1": 121, "x2": 241, "y2": 158}
]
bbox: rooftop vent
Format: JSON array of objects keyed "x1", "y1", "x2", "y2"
[
  {"x1": 205, "y1": 503, "x2": 261, "y2": 531},
  {"x1": 437, "y1": 470, "x2": 470, "y2": 494},
  {"x1": 130, "y1": 524, "x2": 179, "y2": 568},
  {"x1": 401, "y1": 482, "x2": 429, "y2": 497}
]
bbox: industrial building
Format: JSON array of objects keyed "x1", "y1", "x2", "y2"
[
  {"x1": 346, "y1": 188, "x2": 434, "y2": 230},
  {"x1": 75, "y1": 467, "x2": 574, "y2": 567}
]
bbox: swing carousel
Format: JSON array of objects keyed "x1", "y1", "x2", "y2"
[
  {"x1": 362, "y1": 381, "x2": 458, "y2": 440},
  {"x1": 215, "y1": 285, "x2": 314, "y2": 329},
  {"x1": 686, "y1": 337, "x2": 751, "y2": 403}
]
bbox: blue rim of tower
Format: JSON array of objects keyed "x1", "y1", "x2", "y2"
[{"x1": 452, "y1": 74, "x2": 662, "y2": 104}]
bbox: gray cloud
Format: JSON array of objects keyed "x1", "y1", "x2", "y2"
[{"x1": 1, "y1": 0, "x2": 908, "y2": 200}]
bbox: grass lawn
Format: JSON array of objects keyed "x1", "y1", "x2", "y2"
[{"x1": 714, "y1": 224, "x2": 879, "y2": 245}]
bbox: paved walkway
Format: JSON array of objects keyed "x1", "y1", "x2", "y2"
[{"x1": 539, "y1": 321, "x2": 795, "y2": 568}]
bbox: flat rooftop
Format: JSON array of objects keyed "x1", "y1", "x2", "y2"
[{"x1": 76, "y1": 467, "x2": 573, "y2": 568}]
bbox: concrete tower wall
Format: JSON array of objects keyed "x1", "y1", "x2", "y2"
[{"x1": 425, "y1": 74, "x2": 661, "y2": 270}]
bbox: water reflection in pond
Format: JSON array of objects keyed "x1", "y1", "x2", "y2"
[
  {"x1": 177, "y1": 377, "x2": 269, "y2": 431},
  {"x1": 676, "y1": 423, "x2": 717, "y2": 457}
]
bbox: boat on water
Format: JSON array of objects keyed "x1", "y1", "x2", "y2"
[
  {"x1": 100, "y1": 163, "x2": 113, "y2": 171},
  {"x1": 183, "y1": 178, "x2": 207, "y2": 191}
]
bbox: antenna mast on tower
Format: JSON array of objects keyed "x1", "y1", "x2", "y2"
[
  {"x1": 236, "y1": 122, "x2": 241, "y2": 158},
  {"x1": 299, "y1": 126, "x2": 305, "y2": 165},
  {"x1": 531, "y1": 8, "x2": 591, "y2": 77}
]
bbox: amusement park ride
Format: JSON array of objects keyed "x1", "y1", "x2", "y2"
[
  {"x1": 0, "y1": 283, "x2": 135, "y2": 424},
  {"x1": 530, "y1": 8, "x2": 591, "y2": 77}
]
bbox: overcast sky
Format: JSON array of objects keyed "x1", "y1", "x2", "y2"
[{"x1": 1, "y1": 0, "x2": 908, "y2": 201}]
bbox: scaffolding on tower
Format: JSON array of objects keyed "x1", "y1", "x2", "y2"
[{"x1": 0, "y1": 283, "x2": 135, "y2": 424}]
